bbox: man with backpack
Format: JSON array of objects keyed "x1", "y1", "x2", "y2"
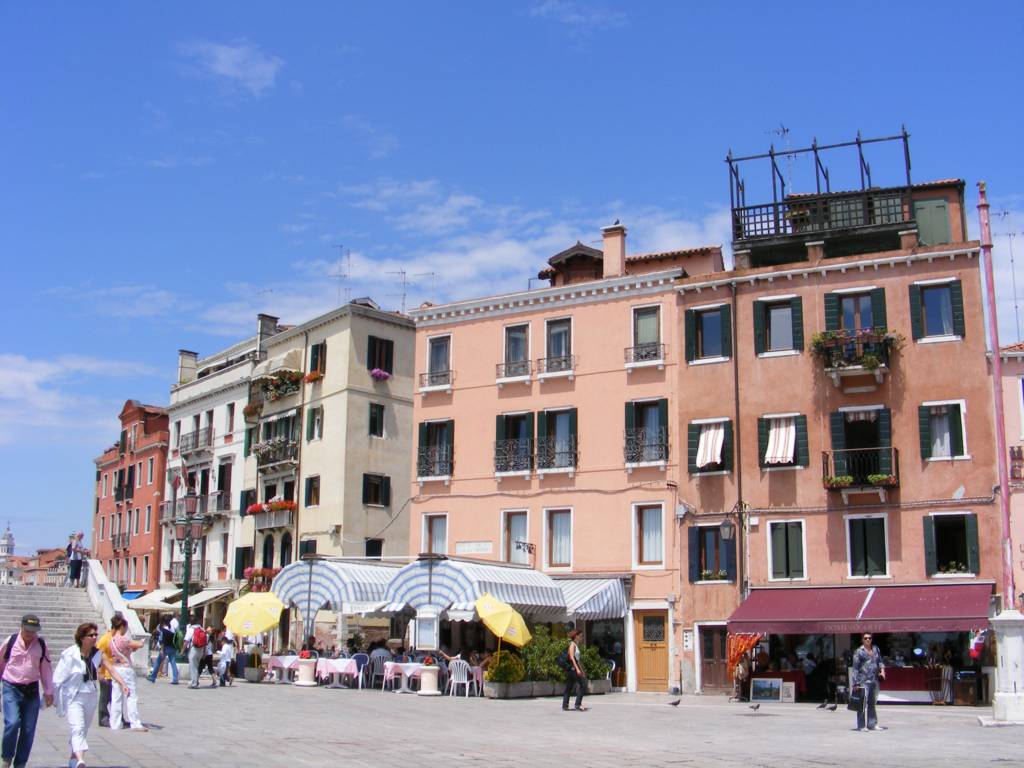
[
  {"x1": 184, "y1": 618, "x2": 207, "y2": 689},
  {"x1": 0, "y1": 614, "x2": 54, "y2": 768},
  {"x1": 146, "y1": 617, "x2": 179, "y2": 685}
]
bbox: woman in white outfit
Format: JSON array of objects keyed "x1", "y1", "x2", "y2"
[
  {"x1": 108, "y1": 614, "x2": 148, "y2": 730},
  {"x1": 54, "y1": 622, "x2": 128, "y2": 768}
]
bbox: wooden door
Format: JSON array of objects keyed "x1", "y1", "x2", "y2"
[
  {"x1": 701, "y1": 626, "x2": 729, "y2": 691},
  {"x1": 633, "y1": 611, "x2": 668, "y2": 692}
]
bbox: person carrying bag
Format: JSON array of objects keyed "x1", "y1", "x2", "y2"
[{"x1": 851, "y1": 632, "x2": 886, "y2": 731}]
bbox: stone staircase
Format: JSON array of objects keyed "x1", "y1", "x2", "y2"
[{"x1": 0, "y1": 585, "x2": 105, "y2": 653}]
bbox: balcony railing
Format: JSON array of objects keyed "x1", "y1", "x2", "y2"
[
  {"x1": 171, "y1": 560, "x2": 210, "y2": 583},
  {"x1": 494, "y1": 439, "x2": 534, "y2": 473},
  {"x1": 255, "y1": 439, "x2": 299, "y2": 468},
  {"x1": 114, "y1": 486, "x2": 125, "y2": 502},
  {"x1": 160, "y1": 492, "x2": 229, "y2": 523},
  {"x1": 732, "y1": 187, "x2": 912, "y2": 242},
  {"x1": 821, "y1": 447, "x2": 900, "y2": 488},
  {"x1": 536, "y1": 436, "x2": 578, "y2": 471},
  {"x1": 417, "y1": 445, "x2": 453, "y2": 479},
  {"x1": 253, "y1": 509, "x2": 294, "y2": 531},
  {"x1": 625, "y1": 343, "x2": 665, "y2": 365},
  {"x1": 813, "y1": 329, "x2": 893, "y2": 370},
  {"x1": 111, "y1": 532, "x2": 130, "y2": 550},
  {"x1": 179, "y1": 426, "x2": 214, "y2": 453},
  {"x1": 537, "y1": 355, "x2": 576, "y2": 376},
  {"x1": 496, "y1": 360, "x2": 532, "y2": 379},
  {"x1": 419, "y1": 370, "x2": 454, "y2": 389},
  {"x1": 624, "y1": 427, "x2": 669, "y2": 464}
]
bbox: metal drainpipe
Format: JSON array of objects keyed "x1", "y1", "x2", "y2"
[
  {"x1": 291, "y1": 329, "x2": 309, "y2": 645},
  {"x1": 730, "y1": 282, "x2": 747, "y2": 598}
]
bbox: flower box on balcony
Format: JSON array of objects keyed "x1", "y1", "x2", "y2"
[
  {"x1": 866, "y1": 473, "x2": 898, "y2": 488},
  {"x1": 370, "y1": 368, "x2": 391, "y2": 382},
  {"x1": 304, "y1": 370, "x2": 324, "y2": 384},
  {"x1": 243, "y1": 500, "x2": 297, "y2": 516},
  {"x1": 823, "y1": 475, "x2": 854, "y2": 489},
  {"x1": 243, "y1": 402, "x2": 263, "y2": 422}
]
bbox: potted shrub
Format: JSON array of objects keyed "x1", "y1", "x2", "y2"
[
  {"x1": 483, "y1": 649, "x2": 528, "y2": 698},
  {"x1": 304, "y1": 370, "x2": 324, "y2": 384},
  {"x1": 581, "y1": 647, "x2": 612, "y2": 695},
  {"x1": 866, "y1": 473, "x2": 898, "y2": 488},
  {"x1": 823, "y1": 475, "x2": 854, "y2": 489},
  {"x1": 519, "y1": 625, "x2": 556, "y2": 697},
  {"x1": 418, "y1": 655, "x2": 441, "y2": 696}
]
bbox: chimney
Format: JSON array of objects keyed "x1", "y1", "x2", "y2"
[
  {"x1": 177, "y1": 350, "x2": 198, "y2": 385},
  {"x1": 601, "y1": 222, "x2": 627, "y2": 278},
  {"x1": 256, "y1": 313, "x2": 280, "y2": 358}
]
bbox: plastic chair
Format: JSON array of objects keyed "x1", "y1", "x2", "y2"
[
  {"x1": 447, "y1": 658, "x2": 477, "y2": 697},
  {"x1": 352, "y1": 653, "x2": 369, "y2": 689},
  {"x1": 368, "y1": 655, "x2": 389, "y2": 690},
  {"x1": 605, "y1": 658, "x2": 616, "y2": 682}
]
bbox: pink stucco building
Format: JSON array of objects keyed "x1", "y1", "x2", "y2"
[{"x1": 998, "y1": 344, "x2": 1024, "y2": 609}]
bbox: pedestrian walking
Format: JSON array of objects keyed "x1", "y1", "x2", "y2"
[
  {"x1": 53, "y1": 622, "x2": 129, "y2": 768},
  {"x1": 184, "y1": 619, "x2": 207, "y2": 688},
  {"x1": 93, "y1": 619, "x2": 118, "y2": 727},
  {"x1": 0, "y1": 614, "x2": 55, "y2": 768},
  {"x1": 560, "y1": 629, "x2": 589, "y2": 712},
  {"x1": 199, "y1": 628, "x2": 218, "y2": 687},
  {"x1": 146, "y1": 617, "x2": 178, "y2": 685},
  {"x1": 852, "y1": 632, "x2": 886, "y2": 731},
  {"x1": 217, "y1": 633, "x2": 235, "y2": 687},
  {"x1": 107, "y1": 615, "x2": 146, "y2": 731}
]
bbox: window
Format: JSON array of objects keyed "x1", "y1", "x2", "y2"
[
  {"x1": 306, "y1": 406, "x2": 323, "y2": 441},
  {"x1": 299, "y1": 539, "x2": 317, "y2": 558},
  {"x1": 280, "y1": 532, "x2": 293, "y2": 567},
  {"x1": 136, "y1": 462, "x2": 143, "y2": 488},
  {"x1": 847, "y1": 516, "x2": 887, "y2": 577},
  {"x1": 310, "y1": 341, "x2": 327, "y2": 374},
  {"x1": 225, "y1": 403, "x2": 235, "y2": 435},
  {"x1": 769, "y1": 521, "x2": 805, "y2": 579},
  {"x1": 914, "y1": 199, "x2": 952, "y2": 246},
  {"x1": 100, "y1": 517, "x2": 105, "y2": 541},
  {"x1": 925, "y1": 514, "x2": 979, "y2": 576},
  {"x1": 503, "y1": 324, "x2": 530, "y2": 377},
  {"x1": 624, "y1": 400, "x2": 668, "y2": 464},
  {"x1": 504, "y1": 511, "x2": 528, "y2": 564},
  {"x1": 362, "y1": 474, "x2": 391, "y2": 506},
  {"x1": 205, "y1": 410, "x2": 214, "y2": 433},
  {"x1": 688, "y1": 419, "x2": 733, "y2": 473},
  {"x1": 425, "y1": 515, "x2": 447, "y2": 555},
  {"x1": 685, "y1": 305, "x2": 731, "y2": 362},
  {"x1": 544, "y1": 318, "x2": 572, "y2": 371},
  {"x1": 758, "y1": 415, "x2": 809, "y2": 468},
  {"x1": 636, "y1": 504, "x2": 663, "y2": 566},
  {"x1": 173, "y1": 421, "x2": 181, "y2": 447},
  {"x1": 918, "y1": 402, "x2": 966, "y2": 459},
  {"x1": 631, "y1": 306, "x2": 661, "y2": 360},
  {"x1": 145, "y1": 505, "x2": 151, "y2": 533},
  {"x1": 234, "y1": 546, "x2": 254, "y2": 579},
  {"x1": 262, "y1": 535, "x2": 274, "y2": 568},
  {"x1": 131, "y1": 557, "x2": 137, "y2": 585},
  {"x1": 147, "y1": 458, "x2": 154, "y2": 485},
  {"x1": 244, "y1": 427, "x2": 255, "y2": 457},
  {"x1": 304, "y1": 476, "x2": 321, "y2": 506},
  {"x1": 910, "y1": 280, "x2": 964, "y2": 340},
  {"x1": 766, "y1": 302, "x2": 794, "y2": 351},
  {"x1": 417, "y1": 420, "x2": 454, "y2": 477},
  {"x1": 102, "y1": 473, "x2": 108, "y2": 497},
  {"x1": 367, "y1": 335, "x2": 394, "y2": 374},
  {"x1": 495, "y1": 413, "x2": 534, "y2": 473},
  {"x1": 142, "y1": 556, "x2": 149, "y2": 583},
  {"x1": 537, "y1": 408, "x2": 577, "y2": 469},
  {"x1": 688, "y1": 526, "x2": 735, "y2": 582},
  {"x1": 426, "y1": 336, "x2": 451, "y2": 384},
  {"x1": 369, "y1": 403, "x2": 385, "y2": 437},
  {"x1": 546, "y1": 509, "x2": 571, "y2": 568},
  {"x1": 134, "y1": 509, "x2": 140, "y2": 535},
  {"x1": 365, "y1": 538, "x2": 384, "y2": 560}
]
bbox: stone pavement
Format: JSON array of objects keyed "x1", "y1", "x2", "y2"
[{"x1": 23, "y1": 679, "x2": 1024, "y2": 768}]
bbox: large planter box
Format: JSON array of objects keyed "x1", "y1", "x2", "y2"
[
  {"x1": 586, "y1": 678, "x2": 611, "y2": 695},
  {"x1": 483, "y1": 681, "x2": 534, "y2": 699},
  {"x1": 532, "y1": 681, "x2": 555, "y2": 697}
]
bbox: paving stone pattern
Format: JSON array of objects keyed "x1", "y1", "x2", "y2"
[{"x1": 22, "y1": 677, "x2": 1024, "y2": 767}]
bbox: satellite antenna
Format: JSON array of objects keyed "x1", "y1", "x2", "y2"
[{"x1": 333, "y1": 244, "x2": 351, "y2": 305}]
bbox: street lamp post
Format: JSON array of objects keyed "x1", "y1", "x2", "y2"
[{"x1": 174, "y1": 488, "x2": 204, "y2": 634}]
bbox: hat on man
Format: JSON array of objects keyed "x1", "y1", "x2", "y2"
[{"x1": 20, "y1": 614, "x2": 41, "y2": 633}]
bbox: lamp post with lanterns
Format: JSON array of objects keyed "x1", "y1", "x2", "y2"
[{"x1": 174, "y1": 487, "x2": 206, "y2": 633}]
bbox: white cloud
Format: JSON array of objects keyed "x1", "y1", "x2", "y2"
[
  {"x1": 529, "y1": 1, "x2": 627, "y2": 33},
  {"x1": 339, "y1": 115, "x2": 400, "y2": 160},
  {"x1": 177, "y1": 39, "x2": 284, "y2": 97},
  {"x1": 43, "y1": 284, "x2": 184, "y2": 319}
]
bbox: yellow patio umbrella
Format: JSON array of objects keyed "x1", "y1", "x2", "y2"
[
  {"x1": 223, "y1": 592, "x2": 285, "y2": 636},
  {"x1": 474, "y1": 592, "x2": 532, "y2": 650}
]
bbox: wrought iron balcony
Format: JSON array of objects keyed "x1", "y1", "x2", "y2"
[
  {"x1": 419, "y1": 370, "x2": 454, "y2": 389},
  {"x1": 821, "y1": 447, "x2": 900, "y2": 489},
  {"x1": 111, "y1": 532, "x2": 130, "y2": 550},
  {"x1": 179, "y1": 426, "x2": 213, "y2": 453},
  {"x1": 494, "y1": 439, "x2": 534, "y2": 474},
  {"x1": 496, "y1": 360, "x2": 532, "y2": 379},
  {"x1": 813, "y1": 329, "x2": 894, "y2": 370},
  {"x1": 417, "y1": 445, "x2": 453, "y2": 479},
  {"x1": 171, "y1": 560, "x2": 210, "y2": 583},
  {"x1": 253, "y1": 509, "x2": 294, "y2": 531},
  {"x1": 536, "y1": 436, "x2": 577, "y2": 471},
  {"x1": 537, "y1": 355, "x2": 576, "y2": 376},
  {"x1": 255, "y1": 439, "x2": 299, "y2": 469},
  {"x1": 624, "y1": 427, "x2": 669, "y2": 464},
  {"x1": 160, "y1": 492, "x2": 229, "y2": 523},
  {"x1": 625, "y1": 343, "x2": 665, "y2": 365}
]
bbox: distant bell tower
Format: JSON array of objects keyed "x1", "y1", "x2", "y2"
[{"x1": 0, "y1": 523, "x2": 13, "y2": 585}]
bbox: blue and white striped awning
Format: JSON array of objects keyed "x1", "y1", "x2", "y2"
[
  {"x1": 380, "y1": 558, "x2": 567, "y2": 622},
  {"x1": 556, "y1": 578, "x2": 628, "y2": 620},
  {"x1": 271, "y1": 559, "x2": 397, "y2": 637}
]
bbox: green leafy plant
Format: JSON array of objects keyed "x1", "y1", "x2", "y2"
[
  {"x1": 579, "y1": 645, "x2": 610, "y2": 680},
  {"x1": 484, "y1": 649, "x2": 525, "y2": 683},
  {"x1": 866, "y1": 473, "x2": 898, "y2": 487},
  {"x1": 810, "y1": 328, "x2": 905, "y2": 370},
  {"x1": 823, "y1": 475, "x2": 854, "y2": 488},
  {"x1": 346, "y1": 631, "x2": 365, "y2": 654}
]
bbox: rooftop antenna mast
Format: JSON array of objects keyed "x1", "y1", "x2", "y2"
[
  {"x1": 769, "y1": 123, "x2": 793, "y2": 191},
  {"x1": 996, "y1": 212, "x2": 1021, "y2": 341},
  {"x1": 333, "y1": 245, "x2": 351, "y2": 305},
  {"x1": 387, "y1": 268, "x2": 411, "y2": 313}
]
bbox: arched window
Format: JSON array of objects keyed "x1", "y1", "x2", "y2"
[
  {"x1": 280, "y1": 532, "x2": 293, "y2": 567},
  {"x1": 262, "y1": 534, "x2": 274, "y2": 569}
]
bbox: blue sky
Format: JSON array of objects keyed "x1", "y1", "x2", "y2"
[{"x1": 3, "y1": 1, "x2": 1023, "y2": 552}]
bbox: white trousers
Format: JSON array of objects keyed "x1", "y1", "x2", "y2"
[
  {"x1": 67, "y1": 686, "x2": 98, "y2": 754},
  {"x1": 110, "y1": 667, "x2": 142, "y2": 730}
]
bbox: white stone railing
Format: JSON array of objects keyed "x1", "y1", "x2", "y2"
[{"x1": 84, "y1": 559, "x2": 151, "y2": 672}]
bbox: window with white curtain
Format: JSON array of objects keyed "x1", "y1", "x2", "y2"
[
  {"x1": 547, "y1": 509, "x2": 571, "y2": 567},
  {"x1": 696, "y1": 422, "x2": 726, "y2": 469},
  {"x1": 505, "y1": 511, "x2": 528, "y2": 564},
  {"x1": 637, "y1": 504, "x2": 663, "y2": 565},
  {"x1": 428, "y1": 336, "x2": 450, "y2": 373},
  {"x1": 930, "y1": 406, "x2": 952, "y2": 458},
  {"x1": 764, "y1": 417, "x2": 796, "y2": 465},
  {"x1": 633, "y1": 306, "x2": 660, "y2": 352},
  {"x1": 922, "y1": 285, "x2": 954, "y2": 337},
  {"x1": 426, "y1": 515, "x2": 447, "y2": 555}
]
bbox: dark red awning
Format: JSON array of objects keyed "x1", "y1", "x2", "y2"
[{"x1": 727, "y1": 583, "x2": 993, "y2": 635}]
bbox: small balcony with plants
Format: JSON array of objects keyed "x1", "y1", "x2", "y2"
[
  {"x1": 811, "y1": 328, "x2": 903, "y2": 389},
  {"x1": 244, "y1": 499, "x2": 297, "y2": 530},
  {"x1": 822, "y1": 447, "x2": 899, "y2": 500},
  {"x1": 254, "y1": 436, "x2": 299, "y2": 470}
]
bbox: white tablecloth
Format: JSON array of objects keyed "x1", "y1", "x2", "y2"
[
  {"x1": 317, "y1": 658, "x2": 359, "y2": 678},
  {"x1": 383, "y1": 662, "x2": 424, "y2": 692}
]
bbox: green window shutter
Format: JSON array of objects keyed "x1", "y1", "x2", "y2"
[
  {"x1": 850, "y1": 519, "x2": 867, "y2": 576},
  {"x1": 684, "y1": 310, "x2": 696, "y2": 362},
  {"x1": 446, "y1": 420, "x2": 455, "y2": 473},
  {"x1": 949, "y1": 403, "x2": 964, "y2": 457},
  {"x1": 870, "y1": 288, "x2": 887, "y2": 331},
  {"x1": 722, "y1": 420, "x2": 734, "y2": 472},
  {"x1": 367, "y1": 336, "x2": 377, "y2": 370},
  {"x1": 303, "y1": 478, "x2": 311, "y2": 506},
  {"x1": 657, "y1": 399, "x2": 669, "y2": 452},
  {"x1": 866, "y1": 518, "x2": 887, "y2": 576},
  {"x1": 418, "y1": 422, "x2": 428, "y2": 449},
  {"x1": 526, "y1": 412, "x2": 535, "y2": 467},
  {"x1": 624, "y1": 401, "x2": 635, "y2": 432},
  {"x1": 687, "y1": 423, "x2": 700, "y2": 474},
  {"x1": 244, "y1": 427, "x2": 252, "y2": 457},
  {"x1": 687, "y1": 528, "x2": 700, "y2": 583},
  {"x1": 319, "y1": 341, "x2": 327, "y2": 373},
  {"x1": 788, "y1": 522, "x2": 804, "y2": 578},
  {"x1": 384, "y1": 339, "x2": 394, "y2": 374},
  {"x1": 909, "y1": 285, "x2": 923, "y2": 340},
  {"x1": 568, "y1": 407, "x2": 578, "y2": 440},
  {"x1": 830, "y1": 412, "x2": 847, "y2": 475},
  {"x1": 790, "y1": 296, "x2": 804, "y2": 351},
  {"x1": 306, "y1": 409, "x2": 314, "y2": 441},
  {"x1": 721, "y1": 536, "x2": 737, "y2": 582},
  {"x1": 361, "y1": 475, "x2": 370, "y2": 505},
  {"x1": 536, "y1": 411, "x2": 548, "y2": 442},
  {"x1": 495, "y1": 415, "x2": 506, "y2": 443},
  {"x1": 382, "y1": 476, "x2": 391, "y2": 507},
  {"x1": 966, "y1": 513, "x2": 980, "y2": 574},
  {"x1": 719, "y1": 305, "x2": 732, "y2": 358},
  {"x1": 757, "y1": 418, "x2": 769, "y2": 469},
  {"x1": 877, "y1": 408, "x2": 892, "y2": 474},
  {"x1": 950, "y1": 280, "x2": 965, "y2": 337},
  {"x1": 752, "y1": 301, "x2": 766, "y2": 355},
  {"x1": 770, "y1": 524, "x2": 787, "y2": 579},
  {"x1": 923, "y1": 516, "x2": 937, "y2": 576},
  {"x1": 918, "y1": 406, "x2": 932, "y2": 459},
  {"x1": 914, "y1": 199, "x2": 951, "y2": 246},
  {"x1": 824, "y1": 293, "x2": 840, "y2": 332},
  {"x1": 795, "y1": 415, "x2": 809, "y2": 467}
]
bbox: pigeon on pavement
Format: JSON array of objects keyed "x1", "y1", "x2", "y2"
[
  {"x1": 749, "y1": 703, "x2": 760, "y2": 711},
  {"x1": 668, "y1": 699, "x2": 681, "y2": 707},
  {"x1": 827, "y1": 703, "x2": 838, "y2": 711},
  {"x1": 817, "y1": 700, "x2": 828, "y2": 709}
]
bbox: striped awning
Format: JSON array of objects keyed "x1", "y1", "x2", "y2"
[
  {"x1": 380, "y1": 558, "x2": 566, "y2": 622},
  {"x1": 128, "y1": 587, "x2": 182, "y2": 612},
  {"x1": 271, "y1": 559, "x2": 397, "y2": 638},
  {"x1": 163, "y1": 588, "x2": 231, "y2": 611},
  {"x1": 556, "y1": 578, "x2": 628, "y2": 620}
]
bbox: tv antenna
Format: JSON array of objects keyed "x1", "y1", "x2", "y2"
[
  {"x1": 333, "y1": 244, "x2": 351, "y2": 305},
  {"x1": 768, "y1": 123, "x2": 794, "y2": 191},
  {"x1": 387, "y1": 268, "x2": 412, "y2": 313},
  {"x1": 414, "y1": 272, "x2": 437, "y2": 302},
  {"x1": 995, "y1": 211, "x2": 1019, "y2": 342}
]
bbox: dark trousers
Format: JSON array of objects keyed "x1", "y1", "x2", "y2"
[
  {"x1": 856, "y1": 682, "x2": 879, "y2": 730},
  {"x1": 98, "y1": 679, "x2": 112, "y2": 727},
  {"x1": 2, "y1": 682, "x2": 40, "y2": 767},
  {"x1": 562, "y1": 669, "x2": 585, "y2": 710},
  {"x1": 200, "y1": 654, "x2": 216, "y2": 680}
]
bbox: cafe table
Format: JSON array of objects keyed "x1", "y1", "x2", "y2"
[
  {"x1": 266, "y1": 655, "x2": 301, "y2": 683},
  {"x1": 316, "y1": 657, "x2": 361, "y2": 688},
  {"x1": 383, "y1": 661, "x2": 424, "y2": 693}
]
